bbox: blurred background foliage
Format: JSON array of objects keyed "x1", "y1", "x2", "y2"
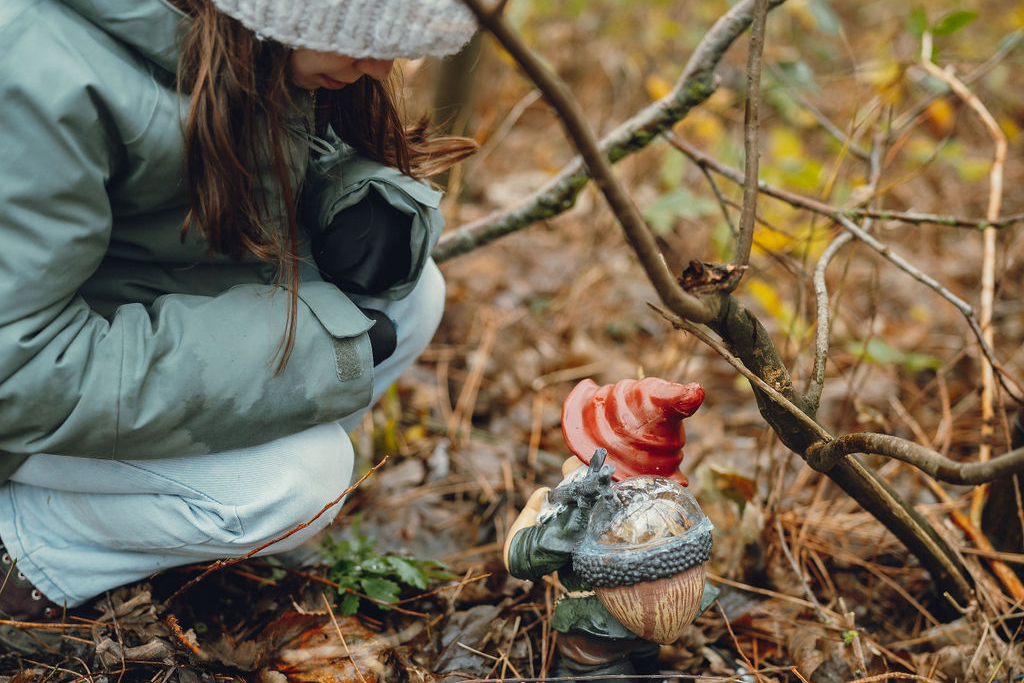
[{"x1": 426, "y1": 0, "x2": 1023, "y2": 455}]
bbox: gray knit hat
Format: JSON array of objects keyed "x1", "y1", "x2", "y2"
[{"x1": 209, "y1": 0, "x2": 478, "y2": 59}]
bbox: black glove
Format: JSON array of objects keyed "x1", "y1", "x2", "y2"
[
  {"x1": 359, "y1": 307, "x2": 397, "y2": 366},
  {"x1": 312, "y1": 190, "x2": 413, "y2": 296}
]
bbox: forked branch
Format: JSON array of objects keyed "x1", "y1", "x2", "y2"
[
  {"x1": 459, "y1": 0, "x2": 713, "y2": 323},
  {"x1": 436, "y1": 0, "x2": 788, "y2": 262},
  {"x1": 808, "y1": 435, "x2": 1024, "y2": 486},
  {"x1": 456, "y1": 0, "x2": 978, "y2": 604}
]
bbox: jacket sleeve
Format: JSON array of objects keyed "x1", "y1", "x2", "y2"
[
  {"x1": 301, "y1": 142, "x2": 446, "y2": 301},
  {"x1": 0, "y1": 61, "x2": 375, "y2": 469}
]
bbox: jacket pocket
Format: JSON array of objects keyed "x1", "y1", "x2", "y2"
[{"x1": 297, "y1": 285, "x2": 374, "y2": 386}]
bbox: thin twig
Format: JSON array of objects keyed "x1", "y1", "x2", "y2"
[
  {"x1": 698, "y1": 164, "x2": 738, "y2": 236},
  {"x1": 733, "y1": 0, "x2": 769, "y2": 268},
  {"x1": 846, "y1": 674, "x2": 942, "y2": 683},
  {"x1": 832, "y1": 211, "x2": 1024, "y2": 404},
  {"x1": 807, "y1": 433, "x2": 1024, "y2": 485},
  {"x1": 460, "y1": 0, "x2": 714, "y2": 323},
  {"x1": 717, "y1": 602, "x2": 766, "y2": 683},
  {"x1": 322, "y1": 592, "x2": 368, "y2": 683},
  {"x1": 453, "y1": 310, "x2": 502, "y2": 444},
  {"x1": 667, "y1": 134, "x2": 1024, "y2": 403},
  {"x1": 774, "y1": 517, "x2": 829, "y2": 622},
  {"x1": 667, "y1": 132, "x2": 1021, "y2": 229},
  {"x1": 920, "y1": 33, "x2": 1009, "y2": 525},
  {"x1": 891, "y1": 28, "x2": 1024, "y2": 137},
  {"x1": 165, "y1": 614, "x2": 204, "y2": 659},
  {"x1": 808, "y1": 231, "x2": 853, "y2": 410},
  {"x1": 106, "y1": 594, "x2": 127, "y2": 683},
  {"x1": 0, "y1": 619, "x2": 87, "y2": 631},
  {"x1": 769, "y1": 64, "x2": 870, "y2": 161},
  {"x1": 436, "y1": 0, "x2": 789, "y2": 262},
  {"x1": 166, "y1": 458, "x2": 388, "y2": 603},
  {"x1": 394, "y1": 572, "x2": 492, "y2": 605},
  {"x1": 807, "y1": 130, "x2": 884, "y2": 411}
]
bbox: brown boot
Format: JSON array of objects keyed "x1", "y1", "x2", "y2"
[{"x1": 1, "y1": 543, "x2": 64, "y2": 654}]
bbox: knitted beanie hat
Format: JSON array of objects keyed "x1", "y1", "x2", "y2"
[{"x1": 209, "y1": 0, "x2": 478, "y2": 59}]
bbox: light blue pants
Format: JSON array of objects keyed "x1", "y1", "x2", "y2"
[{"x1": 0, "y1": 261, "x2": 445, "y2": 608}]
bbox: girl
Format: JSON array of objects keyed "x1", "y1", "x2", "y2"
[{"x1": 0, "y1": 0, "x2": 476, "y2": 652}]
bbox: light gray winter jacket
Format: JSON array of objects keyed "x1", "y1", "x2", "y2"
[{"x1": 0, "y1": 0, "x2": 445, "y2": 483}]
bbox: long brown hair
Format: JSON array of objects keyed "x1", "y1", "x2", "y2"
[{"x1": 171, "y1": 0, "x2": 476, "y2": 368}]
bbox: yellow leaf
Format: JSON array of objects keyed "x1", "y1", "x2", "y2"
[
  {"x1": 924, "y1": 98, "x2": 956, "y2": 138},
  {"x1": 909, "y1": 304, "x2": 933, "y2": 324},
  {"x1": 999, "y1": 115, "x2": 1021, "y2": 141},
  {"x1": 785, "y1": 0, "x2": 819, "y2": 31},
  {"x1": 858, "y1": 59, "x2": 904, "y2": 103},
  {"x1": 768, "y1": 127, "x2": 806, "y2": 160},
  {"x1": 645, "y1": 74, "x2": 673, "y2": 102},
  {"x1": 752, "y1": 224, "x2": 796, "y2": 254},
  {"x1": 705, "y1": 87, "x2": 736, "y2": 113},
  {"x1": 956, "y1": 157, "x2": 992, "y2": 183},
  {"x1": 404, "y1": 424, "x2": 427, "y2": 444},
  {"x1": 673, "y1": 109, "x2": 724, "y2": 147},
  {"x1": 746, "y1": 277, "x2": 801, "y2": 334}
]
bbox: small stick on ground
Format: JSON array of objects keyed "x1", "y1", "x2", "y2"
[
  {"x1": 321, "y1": 592, "x2": 368, "y2": 683},
  {"x1": 166, "y1": 458, "x2": 388, "y2": 603}
]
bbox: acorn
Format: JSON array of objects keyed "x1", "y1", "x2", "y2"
[
  {"x1": 595, "y1": 563, "x2": 707, "y2": 645},
  {"x1": 573, "y1": 476, "x2": 713, "y2": 644}
]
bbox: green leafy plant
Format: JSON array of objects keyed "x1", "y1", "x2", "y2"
[
  {"x1": 845, "y1": 338, "x2": 942, "y2": 373},
  {"x1": 908, "y1": 7, "x2": 978, "y2": 39},
  {"x1": 320, "y1": 517, "x2": 454, "y2": 616}
]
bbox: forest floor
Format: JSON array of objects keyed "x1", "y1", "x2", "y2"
[{"x1": 4, "y1": 1, "x2": 1024, "y2": 681}]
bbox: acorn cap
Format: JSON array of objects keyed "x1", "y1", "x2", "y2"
[{"x1": 561, "y1": 378, "x2": 705, "y2": 485}]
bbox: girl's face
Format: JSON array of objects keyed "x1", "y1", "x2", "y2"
[{"x1": 288, "y1": 49, "x2": 395, "y2": 90}]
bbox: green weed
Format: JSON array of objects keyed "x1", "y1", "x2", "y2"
[{"x1": 320, "y1": 517, "x2": 454, "y2": 616}]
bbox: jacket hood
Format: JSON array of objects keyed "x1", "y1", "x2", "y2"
[{"x1": 58, "y1": 0, "x2": 188, "y2": 73}]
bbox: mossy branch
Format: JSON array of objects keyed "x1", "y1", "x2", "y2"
[
  {"x1": 435, "y1": 0, "x2": 787, "y2": 263},
  {"x1": 701, "y1": 293, "x2": 974, "y2": 602}
]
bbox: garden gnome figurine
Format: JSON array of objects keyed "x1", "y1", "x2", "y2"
[{"x1": 504, "y1": 377, "x2": 718, "y2": 683}]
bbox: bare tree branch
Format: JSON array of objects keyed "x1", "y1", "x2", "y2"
[
  {"x1": 653, "y1": 305, "x2": 832, "y2": 442},
  {"x1": 453, "y1": 0, "x2": 978, "y2": 605},
  {"x1": 808, "y1": 231, "x2": 854, "y2": 412},
  {"x1": 733, "y1": 0, "x2": 769, "y2": 269},
  {"x1": 701, "y1": 292, "x2": 973, "y2": 602},
  {"x1": 667, "y1": 134, "x2": 1024, "y2": 404},
  {"x1": 665, "y1": 134, "x2": 1022, "y2": 230},
  {"x1": 807, "y1": 133, "x2": 886, "y2": 412},
  {"x1": 435, "y1": 0, "x2": 788, "y2": 262},
  {"x1": 459, "y1": 0, "x2": 714, "y2": 323},
  {"x1": 921, "y1": 32, "x2": 1010, "y2": 524},
  {"x1": 808, "y1": 434, "x2": 1024, "y2": 486}
]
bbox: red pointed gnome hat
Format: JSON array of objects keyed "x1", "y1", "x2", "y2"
[{"x1": 561, "y1": 377, "x2": 705, "y2": 486}]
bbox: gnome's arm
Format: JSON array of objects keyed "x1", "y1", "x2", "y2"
[
  {"x1": 505, "y1": 504, "x2": 589, "y2": 581},
  {"x1": 503, "y1": 487, "x2": 550, "y2": 571},
  {"x1": 504, "y1": 459, "x2": 591, "y2": 581}
]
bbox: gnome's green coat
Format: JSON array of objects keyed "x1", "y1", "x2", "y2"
[{"x1": 507, "y1": 514, "x2": 639, "y2": 640}]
